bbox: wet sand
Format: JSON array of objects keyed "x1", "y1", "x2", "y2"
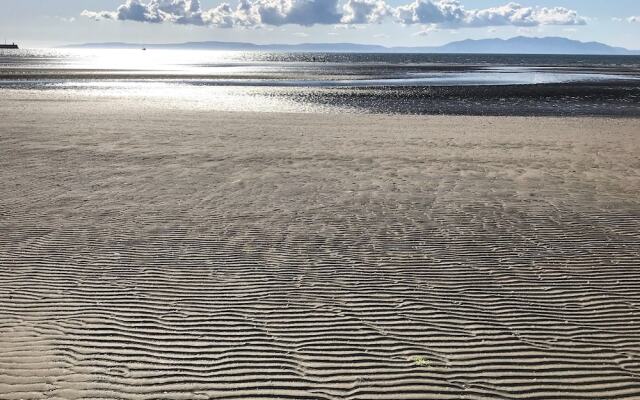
[{"x1": 1, "y1": 92, "x2": 640, "y2": 399}]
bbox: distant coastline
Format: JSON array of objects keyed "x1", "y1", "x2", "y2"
[{"x1": 63, "y1": 36, "x2": 640, "y2": 55}]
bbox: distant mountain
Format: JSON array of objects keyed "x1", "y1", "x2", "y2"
[
  {"x1": 431, "y1": 36, "x2": 638, "y2": 55},
  {"x1": 64, "y1": 36, "x2": 640, "y2": 55},
  {"x1": 64, "y1": 41, "x2": 390, "y2": 52}
]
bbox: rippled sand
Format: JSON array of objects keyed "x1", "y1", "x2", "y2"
[{"x1": 1, "y1": 92, "x2": 640, "y2": 399}]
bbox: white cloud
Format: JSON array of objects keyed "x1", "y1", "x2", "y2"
[
  {"x1": 201, "y1": 0, "x2": 259, "y2": 28},
  {"x1": 83, "y1": 0, "x2": 587, "y2": 29},
  {"x1": 82, "y1": 0, "x2": 204, "y2": 24},
  {"x1": 83, "y1": 0, "x2": 341, "y2": 27},
  {"x1": 243, "y1": 0, "x2": 342, "y2": 26},
  {"x1": 628, "y1": 16, "x2": 640, "y2": 23},
  {"x1": 341, "y1": 0, "x2": 391, "y2": 24},
  {"x1": 81, "y1": 10, "x2": 118, "y2": 21},
  {"x1": 526, "y1": 6, "x2": 585, "y2": 26},
  {"x1": 395, "y1": 0, "x2": 464, "y2": 25},
  {"x1": 395, "y1": 1, "x2": 585, "y2": 27}
]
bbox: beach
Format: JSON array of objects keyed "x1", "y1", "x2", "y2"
[{"x1": 1, "y1": 91, "x2": 640, "y2": 399}]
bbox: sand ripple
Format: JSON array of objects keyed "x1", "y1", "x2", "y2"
[{"x1": 1, "y1": 97, "x2": 640, "y2": 399}]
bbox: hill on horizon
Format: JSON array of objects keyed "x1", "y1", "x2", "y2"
[{"x1": 65, "y1": 36, "x2": 640, "y2": 55}]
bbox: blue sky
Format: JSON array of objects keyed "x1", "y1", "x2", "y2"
[{"x1": 2, "y1": 0, "x2": 639, "y2": 48}]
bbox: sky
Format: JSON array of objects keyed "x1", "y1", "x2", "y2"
[{"x1": 2, "y1": 0, "x2": 640, "y2": 48}]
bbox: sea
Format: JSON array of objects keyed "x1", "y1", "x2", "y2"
[{"x1": 2, "y1": 48, "x2": 640, "y2": 116}]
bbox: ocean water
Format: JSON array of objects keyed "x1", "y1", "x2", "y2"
[{"x1": 2, "y1": 48, "x2": 640, "y2": 115}]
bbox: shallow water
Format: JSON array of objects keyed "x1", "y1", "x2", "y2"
[{"x1": 2, "y1": 48, "x2": 640, "y2": 115}]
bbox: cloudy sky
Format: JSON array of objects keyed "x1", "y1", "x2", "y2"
[{"x1": 2, "y1": 0, "x2": 640, "y2": 48}]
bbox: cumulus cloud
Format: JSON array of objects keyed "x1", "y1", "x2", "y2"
[
  {"x1": 83, "y1": 0, "x2": 342, "y2": 27},
  {"x1": 82, "y1": 0, "x2": 205, "y2": 24},
  {"x1": 256, "y1": 0, "x2": 342, "y2": 26},
  {"x1": 341, "y1": 0, "x2": 391, "y2": 24},
  {"x1": 395, "y1": 0, "x2": 585, "y2": 27},
  {"x1": 83, "y1": 0, "x2": 587, "y2": 29},
  {"x1": 199, "y1": 0, "x2": 256, "y2": 28},
  {"x1": 394, "y1": 0, "x2": 463, "y2": 25}
]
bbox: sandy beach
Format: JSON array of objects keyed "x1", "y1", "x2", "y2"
[{"x1": 1, "y1": 92, "x2": 640, "y2": 399}]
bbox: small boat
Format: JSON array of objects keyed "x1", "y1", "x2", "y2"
[
  {"x1": 142, "y1": 47, "x2": 147, "y2": 51},
  {"x1": 0, "y1": 43, "x2": 19, "y2": 49}
]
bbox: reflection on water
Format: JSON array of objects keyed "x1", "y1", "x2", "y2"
[
  {"x1": 2, "y1": 48, "x2": 640, "y2": 115},
  {"x1": 3, "y1": 48, "x2": 640, "y2": 84},
  {"x1": 48, "y1": 81, "x2": 346, "y2": 113}
]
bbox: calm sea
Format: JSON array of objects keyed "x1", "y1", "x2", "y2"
[{"x1": 2, "y1": 48, "x2": 640, "y2": 116}]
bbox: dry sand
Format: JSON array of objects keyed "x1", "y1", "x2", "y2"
[{"x1": 1, "y1": 92, "x2": 640, "y2": 399}]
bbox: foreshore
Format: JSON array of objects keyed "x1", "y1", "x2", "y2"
[{"x1": 1, "y1": 92, "x2": 640, "y2": 399}]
